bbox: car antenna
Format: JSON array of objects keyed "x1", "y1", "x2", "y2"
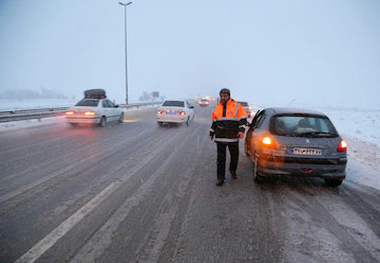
[{"x1": 287, "y1": 99, "x2": 296, "y2": 107}]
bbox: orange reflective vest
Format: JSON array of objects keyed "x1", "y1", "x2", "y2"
[{"x1": 210, "y1": 98, "x2": 247, "y2": 142}]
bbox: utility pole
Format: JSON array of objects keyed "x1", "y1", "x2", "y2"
[{"x1": 119, "y1": 2, "x2": 132, "y2": 105}]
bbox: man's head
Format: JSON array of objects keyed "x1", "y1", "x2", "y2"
[{"x1": 219, "y1": 88, "x2": 230, "y2": 105}]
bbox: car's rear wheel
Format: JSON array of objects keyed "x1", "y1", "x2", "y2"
[
  {"x1": 325, "y1": 178, "x2": 343, "y2": 187},
  {"x1": 157, "y1": 122, "x2": 163, "y2": 127},
  {"x1": 99, "y1": 116, "x2": 107, "y2": 127},
  {"x1": 119, "y1": 112, "x2": 124, "y2": 123},
  {"x1": 186, "y1": 117, "x2": 190, "y2": 126}
]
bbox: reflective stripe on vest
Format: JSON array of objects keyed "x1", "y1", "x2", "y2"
[{"x1": 214, "y1": 137, "x2": 239, "y2": 142}]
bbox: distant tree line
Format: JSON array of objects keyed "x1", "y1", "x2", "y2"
[{"x1": 0, "y1": 88, "x2": 67, "y2": 100}]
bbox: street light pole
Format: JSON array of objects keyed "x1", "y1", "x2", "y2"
[{"x1": 119, "y1": 1, "x2": 132, "y2": 105}]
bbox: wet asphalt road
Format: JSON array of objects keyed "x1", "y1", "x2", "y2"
[{"x1": 0, "y1": 105, "x2": 379, "y2": 263}]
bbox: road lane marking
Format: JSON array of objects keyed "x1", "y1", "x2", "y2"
[{"x1": 15, "y1": 182, "x2": 119, "y2": 263}]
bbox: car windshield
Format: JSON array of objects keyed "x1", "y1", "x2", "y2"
[
  {"x1": 162, "y1": 101, "x2": 185, "y2": 107},
  {"x1": 75, "y1": 99, "x2": 99, "y2": 107},
  {"x1": 270, "y1": 115, "x2": 339, "y2": 138}
]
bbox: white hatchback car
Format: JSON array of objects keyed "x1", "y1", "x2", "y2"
[
  {"x1": 66, "y1": 98, "x2": 124, "y2": 127},
  {"x1": 157, "y1": 100, "x2": 195, "y2": 126}
]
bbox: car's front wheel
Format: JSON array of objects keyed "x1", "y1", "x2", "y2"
[
  {"x1": 99, "y1": 116, "x2": 107, "y2": 127},
  {"x1": 119, "y1": 112, "x2": 124, "y2": 123}
]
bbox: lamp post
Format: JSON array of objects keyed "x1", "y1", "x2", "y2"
[{"x1": 119, "y1": 1, "x2": 132, "y2": 105}]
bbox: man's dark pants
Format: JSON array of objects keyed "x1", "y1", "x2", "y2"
[{"x1": 216, "y1": 141, "x2": 239, "y2": 181}]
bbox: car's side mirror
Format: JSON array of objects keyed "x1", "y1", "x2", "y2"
[
  {"x1": 190, "y1": 106, "x2": 194, "y2": 109},
  {"x1": 115, "y1": 105, "x2": 119, "y2": 108}
]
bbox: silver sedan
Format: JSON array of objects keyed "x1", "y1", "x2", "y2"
[{"x1": 245, "y1": 107, "x2": 347, "y2": 187}]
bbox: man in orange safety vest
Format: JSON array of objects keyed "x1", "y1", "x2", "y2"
[{"x1": 210, "y1": 88, "x2": 247, "y2": 186}]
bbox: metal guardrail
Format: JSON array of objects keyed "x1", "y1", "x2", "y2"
[
  {"x1": 119, "y1": 101, "x2": 162, "y2": 109},
  {"x1": 0, "y1": 107, "x2": 68, "y2": 123},
  {"x1": 0, "y1": 102, "x2": 163, "y2": 123}
]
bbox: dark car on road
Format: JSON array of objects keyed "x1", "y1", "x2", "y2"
[{"x1": 245, "y1": 107, "x2": 347, "y2": 187}]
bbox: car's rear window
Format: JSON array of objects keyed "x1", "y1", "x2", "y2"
[
  {"x1": 270, "y1": 114, "x2": 339, "y2": 138},
  {"x1": 75, "y1": 99, "x2": 99, "y2": 107},
  {"x1": 163, "y1": 101, "x2": 185, "y2": 107}
]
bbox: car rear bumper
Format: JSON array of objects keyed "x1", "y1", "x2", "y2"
[
  {"x1": 157, "y1": 115, "x2": 187, "y2": 123},
  {"x1": 257, "y1": 158, "x2": 346, "y2": 179},
  {"x1": 66, "y1": 116, "x2": 100, "y2": 124}
]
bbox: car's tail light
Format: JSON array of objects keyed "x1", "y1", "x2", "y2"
[
  {"x1": 157, "y1": 110, "x2": 164, "y2": 114},
  {"x1": 179, "y1": 111, "x2": 186, "y2": 115},
  {"x1": 84, "y1": 111, "x2": 95, "y2": 116},
  {"x1": 337, "y1": 140, "x2": 347, "y2": 152},
  {"x1": 262, "y1": 136, "x2": 277, "y2": 149},
  {"x1": 66, "y1": 111, "x2": 74, "y2": 115}
]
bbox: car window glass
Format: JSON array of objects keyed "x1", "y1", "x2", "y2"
[
  {"x1": 254, "y1": 111, "x2": 267, "y2": 129},
  {"x1": 163, "y1": 101, "x2": 185, "y2": 107},
  {"x1": 271, "y1": 115, "x2": 338, "y2": 137},
  {"x1": 102, "y1": 100, "x2": 110, "y2": 108},
  {"x1": 249, "y1": 110, "x2": 261, "y2": 128},
  {"x1": 75, "y1": 99, "x2": 99, "y2": 107},
  {"x1": 107, "y1": 99, "x2": 116, "y2": 107}
]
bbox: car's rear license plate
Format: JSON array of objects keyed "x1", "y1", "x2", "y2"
[
  {"x1": 293, "y1": 148, "x2": 322, "y2": 155},
  {"x1": 166, "y1": 111, "x2": 176, "y2": 115}
]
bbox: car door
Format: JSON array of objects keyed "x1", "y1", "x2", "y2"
[
  {"x1": 106, "y1": 99, "x2": 119, "y2": 121},
  {"x1": 246, "y1": 110, "x2": 261, "y2": 140},
  {"x1": 102, "y1": 99, "x2": 115, "y2": 121},
  {"x1": 247, "y1": 110, "x2": 268, "y2": 158}
]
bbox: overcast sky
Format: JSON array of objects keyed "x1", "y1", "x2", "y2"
[{"x1": 0, "y1": 0, "x2": 379, "y2": 107}]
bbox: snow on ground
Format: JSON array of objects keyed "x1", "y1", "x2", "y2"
[
  {"x1": 1, "y1": 100, "x2": 379, "y2": 191},
  {"x1": 0, "y1": 99, "x2": 78, "y2": 110}
]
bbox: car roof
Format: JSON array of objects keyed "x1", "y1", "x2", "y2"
[{"x1": 264, "y1": 107, "x2": 327, "y2": 117}]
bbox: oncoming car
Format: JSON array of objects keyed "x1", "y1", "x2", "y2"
[
  {"x1": 245, "y1": 107, "x2": 347, "y2": 187},
  {"x1": 65, "y1": 89, "x2": 124, "y2": 127},
  {"x1": 157, "y1": 100, "x2": 194, "y2": 126},
  {"x1": 237, "y1": 101, "x2": 251, "y2": 118},
  {"x1": 198, "y1": 99, "x2": 209, "y2": 107}
]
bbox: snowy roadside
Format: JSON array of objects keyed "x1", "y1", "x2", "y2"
[{"x1": 342, "y1": 135, "x2": 380, "y2": 190}]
